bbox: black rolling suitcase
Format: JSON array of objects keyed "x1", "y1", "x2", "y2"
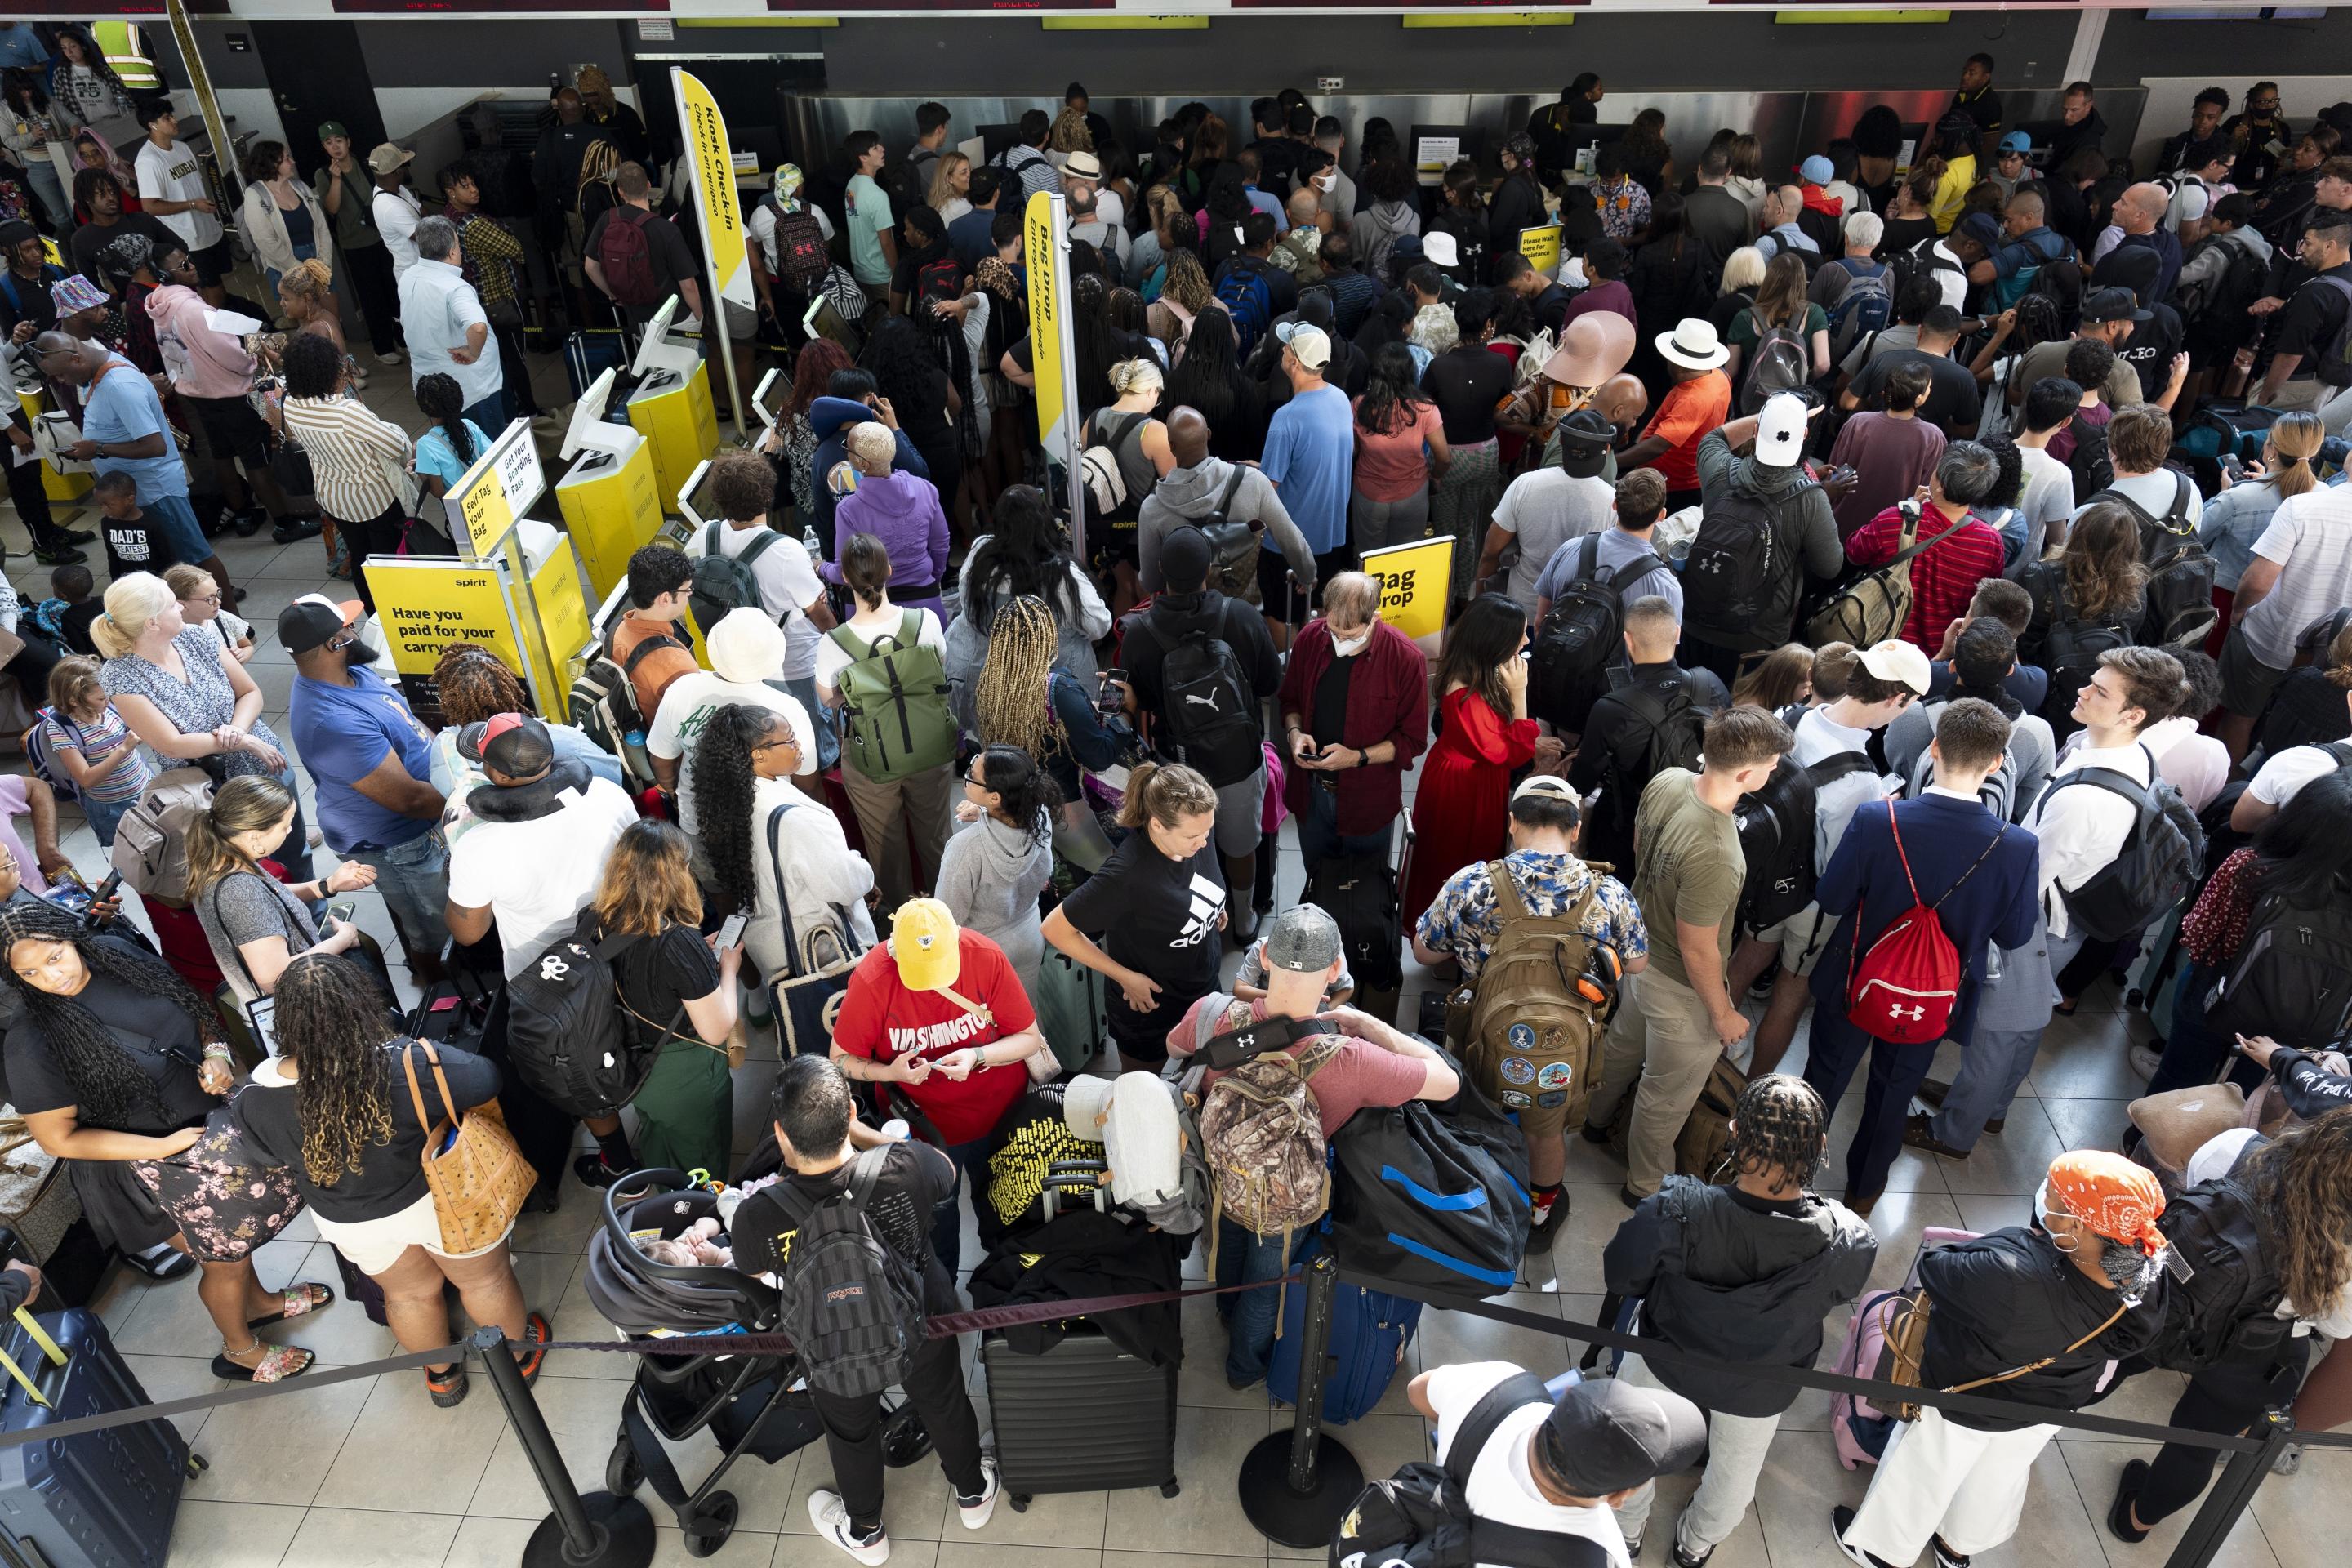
[
  {"x1": 0, "y1": 1307, "x2": 197, "y2": 1568},
  {"x1": 979, "y1": 1326, "x2": 1178, "y2": 1509}
]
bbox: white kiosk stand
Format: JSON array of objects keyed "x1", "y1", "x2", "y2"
[
  {"x1": 624, "y1": 293, "x2": 719, "y2": 516},
  {"x1": 553, "y1": 368, "x2": 665, "y2": 604}
]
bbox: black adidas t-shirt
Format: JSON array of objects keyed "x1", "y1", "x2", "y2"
[
  {"x1": 1056, "y1": 831, "x2": 1226, "y2": 1053},
  {"x1": 732, "y1": 1139, "x2": 960, "y2": 1311}
]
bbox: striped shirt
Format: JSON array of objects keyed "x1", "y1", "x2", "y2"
[
  {"x1": 280, "y1": 393, "x2": 413, "y2": 524},
  {"x1": 38, "y1": 705, "x2": 153, "y2": 804},
  {"x1": 1846, "y1": 504, "x2": 2010, "y2": 653}
]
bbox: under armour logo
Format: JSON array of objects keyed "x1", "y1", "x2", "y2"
[
  {"x1": 539, "y1": 954, "x2": 571, "y2": 982},
  {"x1": 1889, "y1": 1002, "x2": 1925, "y2": 1022}
]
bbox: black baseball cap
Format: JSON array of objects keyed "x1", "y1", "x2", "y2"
[
  {"x1": 2079, "y1": 286, "x2": 2153, "y2": 325},
  {"x1": 1538, "y1": 1378, "x2": 1708, "y2": 1498},
  {"x1": 1160, "y1": 525, "x2": 1214, "y2": 595},
  {"x1": 457, "y1": 711, "x2": 555, "y2": 776},
  {"x1": 277, "y1": 593, "x2": 364, "y2": 656},
  {"x1": 1557, "y1": 409, "x2": 1616, "y2": 478}
]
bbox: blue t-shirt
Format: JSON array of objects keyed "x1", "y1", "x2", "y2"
[
  {"x1": 414, "y1": 419, "x2": 492, "y2": 493},
  {"x1": 81, "y1": 356, "x2": 188, "y2": 504},
  {"x1": 1260, "y1": 382, "x2": 1354, "y2": 555},
  {"x1": 288, "y1": 666, "x2": 437, "y2": 853}
]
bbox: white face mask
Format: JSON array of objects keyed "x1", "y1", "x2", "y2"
[
  {"x1": 1313, "y1": 171, "x2": 1338, "y2": 193},
  {"x1": 1331, "y1": 631, "x2": 1370, "y2": 657}
]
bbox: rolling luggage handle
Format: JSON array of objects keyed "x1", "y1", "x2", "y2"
[{"x1": 0, "y1": 1307, "x2": 65, "y2": 1408}]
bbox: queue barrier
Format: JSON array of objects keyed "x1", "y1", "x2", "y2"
[{"x1": 0, "y1": 1263, "x2": 2341, "y2": 1568}]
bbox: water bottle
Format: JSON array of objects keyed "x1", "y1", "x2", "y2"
[{"x1": 622, "y1": 728, "x2": 653, "y2": 781}]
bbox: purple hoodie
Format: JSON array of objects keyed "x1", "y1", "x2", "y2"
[{"x1": 822, "y1": 468, "x2": 951, "y2": 624}]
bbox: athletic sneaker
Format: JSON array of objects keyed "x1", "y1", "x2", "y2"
[
  {"x1": 377, "y1": 349, "x2": 405, "y2": 366},
  {"x1": 1830, "y1": 1506, "x2": 1900, "y2": 1568},
  {"x1": 808, "y1": 1491, "x2": 889, "y2": 1565},
  {"x1": 1931, "y1": 1536, "x2": 1971, "y2": 1568},
  {"x1": 957, "y1": 1457, "x2": 1000, "y2": 1530}
]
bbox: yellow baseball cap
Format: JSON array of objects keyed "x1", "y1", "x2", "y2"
[{"x1": 889, "y1": 899, "x2": 961, "y2": 992}]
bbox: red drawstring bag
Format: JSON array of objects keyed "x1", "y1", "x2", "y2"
[{"x1": 1844, "y1": 800, "x2": 2006, "y2": 1045}]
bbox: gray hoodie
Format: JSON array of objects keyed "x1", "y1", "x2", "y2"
[
  {"x1": 1136, "y1": 457, "x2": 1320, "y2": 603},
  {"x1": 1350, "y1": 200, "x2": 1419, "y2": 283},
  {"x1": 2173, "y1": 224, "x2": 2273, "y2": 318}
]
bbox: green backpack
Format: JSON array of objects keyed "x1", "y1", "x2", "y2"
[{"x1": 830, "y1": 611, "x2": 954, "y2": 782}]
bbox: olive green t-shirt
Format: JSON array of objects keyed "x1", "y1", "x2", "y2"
[{"x1": 1630, "y1": 767, "x2": 1745, "y2": 987}]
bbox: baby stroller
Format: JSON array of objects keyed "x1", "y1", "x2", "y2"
[{"x1": 582, "y1": 1169, "x2": 930, "y2": 1557}]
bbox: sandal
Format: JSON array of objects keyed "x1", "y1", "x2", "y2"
[
  {"x1": 514, "y1": 1311, "x2": 551, "y2": 1385},
  {"x1": 246, "y1": 1281, "x2": 336, "y2": 1330},
  {"x1": 122, "y1": 1248, "x2": 198, "y2": 1282},
  {"x1": 212, "y1": 1341, "x2": 314, "y2": 1383},
  {"x1": 425, "y1": 1364, "x2": 470, "y2": 1408}
]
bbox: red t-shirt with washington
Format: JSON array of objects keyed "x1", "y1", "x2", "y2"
[{"x1": 830, "y1": 929, "x2": 1036, "y2": 1145}]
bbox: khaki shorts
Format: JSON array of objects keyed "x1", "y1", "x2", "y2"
[{"x1": 1751, "y1": 902, "x2": 1834, "y2": 979}]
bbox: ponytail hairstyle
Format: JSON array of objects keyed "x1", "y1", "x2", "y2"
[
  {"x1": 415, "y1": 372, "x2": 477, "y2": 470},
  {"x1": 2267, "y1": 409, "x2": 2325, "y2": 502},
  {"x1": 0, "y1": 902, "x2": 218, "y2": 1131},
  {"x1": 1116, "y1": 760, "x2": 1218, "y2": 835},
  {"x1": 1108, "y1": 356, "x2": 1163, "y2": 402},
  {"x1": 690, "y1": 702, "x2": 791, "y2": 920},
  {"x1": 2325, "y1": 621, "x2": 2352, "y2": 692},
  {"x1": 88, "y1": 572, "x2": 175, "y2": 661},
  {"x1": 184, "y1": 775, "x2": 296, "y2": 905},
  {"x1": 971, "y1": 742, "x2": 1062, "y2": 848},
  {"x1": 840, "y1": 532, "x2": 893, "y2": 608}
]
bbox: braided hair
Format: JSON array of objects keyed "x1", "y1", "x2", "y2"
[
  {"x1": 0, "y1": 902, "x2": 219, "y2": 1131},
  {"x1": 692, "y1": 703, "x2": 789, "y2": 921},
  {"x1": 270, "y1": 953, "x2": 396, "y2": 1187},
  {"x1": 1722, "y1": 1074, "x2": 1828, "y2": 1192},
  {"x1": 972, "y1": 595, "x2": 1066, "y2": 764},
  {"x1": 416, "y1": 373, "x2": 477, "y2": 471}
]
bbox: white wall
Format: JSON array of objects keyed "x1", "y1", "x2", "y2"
[{"x1": 2135, "y1": 75, "x2": 2352, "y2": 173}]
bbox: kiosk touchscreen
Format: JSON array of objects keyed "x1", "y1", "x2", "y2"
[
  {"x1": 624, "y1": 293, "x2": 720, "y2": 514},
  {"x1": 675, "y1": 457, "x2": 722, "y2": 532},
  {"x1": 555, "y1": 367, "x2": 664, "y2": 602},
  {"x1": 752, "y1": 368, "x2": 790, "y2": 434}
]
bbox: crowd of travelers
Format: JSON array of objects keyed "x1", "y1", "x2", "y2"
[{"x1": 3, "y1": 39, "x2": 2352, "y2": 1568}]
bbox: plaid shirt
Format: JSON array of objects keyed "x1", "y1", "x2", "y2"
[
  {"x1": 1846, "y1": 503, "x2": 2008, "y2": 653},
  {"x1": 454, "y1": 212, "x2": 523, "y2": 307}
]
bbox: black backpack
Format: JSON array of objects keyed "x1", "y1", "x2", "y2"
[
  {"x1": 1303, "y1": 852, "x2": 1402, "y2": 993},
  {"x1": 2020, "y1": 561, "x2": 2136, "y2": 737},
  {"x1": 2020, "y1": 254, "x2": 2085, "y2": 332},
  {"x1": 2091, "y1": 473, "x2": 2219, "y2": 651},
  {"x1": 2044, "y1": 743, "x2": 2206, "y2": 942},
  {"x1": 773, "y1": 1148, "x2": 929, "y2": 1398},
  {"x1": 2147, "y1": 1177, "x2": 2290, "y2": 1374},
  {"x1": 1732, "y1": 747, "x2": 1875, "y2": 931},
  {"x1": 501, "y1": 907, "x2": 686, "y2": 1120},
  {"x1": 2203, "y1": 877, "x2": 2352, "y2": 1048},
  {"x1": 2066, "y1": 412, "x2": 2115, "y2": 497},
  {"x1": 1152, "y1": 602, "x2": 1261, "y2": 788},
  {"x1": 689, "y1": 522, "x2": 779, "y2": 641},
  {"x1": 1327, "y1": 1370, "x2": 1613, "y2": 1568},
  {"x1": 2183, "y1": 231, "x2": 2270, "y2": 330},
  {"x1": 1329, "y1": 1076, "x2": 1533, "y2": 1296},
  {"x1": 1601, "y1": 684, "x2": 1711, "y2": 862},
  {"x1": 1886, "y1": 241, "x2": 1962, "y2": 310},
  {"x1": 1196, "y1": 467, "x2": 1263, "y2": 604},
  {"x1": 1683, "y1": 479, "x2": 1815, "y2": 646},
  {"x1": 1528, "y1": 534, "x2": 1662, "y2": 735}
]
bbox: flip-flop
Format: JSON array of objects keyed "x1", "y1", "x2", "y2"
[
  {"x1": 245, "y1": 1281, "x2": 336, "y2": 1331},
  {"x1": 212, "y1": 1343, "x2": 314, "y2": 1383},
  {"x1": 123, "y1": 1249, "x2": 198, "y2": 1282}
]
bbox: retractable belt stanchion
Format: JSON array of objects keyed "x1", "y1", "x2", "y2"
[
  {"x1": 471, "y1": 1326, "x2": 655, "y2": 1568},
  {"x1": 2164, "y1": 1406, "x2": 2296, "y2": 1568},
  {"x1": 1236, "y1": 1251, "x2": 1363, "y2": 1548}
]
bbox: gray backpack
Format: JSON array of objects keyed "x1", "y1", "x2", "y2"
[{"x1": 772, "y1": 1149, "x2": 929, "y2": 1398}]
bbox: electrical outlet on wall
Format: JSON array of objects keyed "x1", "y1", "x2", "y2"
[{"x1": 1319, "y1": 77, "x2": 1344, "y2": 92}]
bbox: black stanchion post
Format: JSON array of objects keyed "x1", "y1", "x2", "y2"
[
  {"x1": 2163, "y1": 1408, "x2": 2293, "y2": 1568},
  {"x1": 472, "y1": 1326, "x2": 656, "y2": 1568},
  {"x1": 1237, "y1": 1253, "x2": 1366, "y2": 1548}
]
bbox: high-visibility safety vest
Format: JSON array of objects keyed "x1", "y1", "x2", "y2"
[{"x1": 92, "y1": 22, "x2": 161, "y2": 94}]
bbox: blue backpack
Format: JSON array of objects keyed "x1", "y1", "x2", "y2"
[
  {"x1": 1214, "y1": 261, "x2": 1276, "y2": 359},
  {"x1": 22, "y1": 708, "x2": 82, "y2": 803}
]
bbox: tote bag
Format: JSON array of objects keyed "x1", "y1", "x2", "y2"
[
  {"x1": 404, "y1": 1038, "x2": 534, "y2": 1252},
  {"x1": 764, "y1": 800, "x2": 866, "y2": 1057}
]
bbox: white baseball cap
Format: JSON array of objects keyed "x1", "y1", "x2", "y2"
[
  {"x1": 1859, "y1": 639, "x2": 1934, "y2": 697},
  {"x1": 1755, "y1": 393, "x2": 1809, "y2": 468},
  {"x1": 1276, "y1": 320, "x2": 1332, "y2": 371}
]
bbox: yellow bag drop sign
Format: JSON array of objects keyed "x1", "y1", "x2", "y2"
[{"x1": 1361, "y1": 537, "x2": 1454, "y2": 642}]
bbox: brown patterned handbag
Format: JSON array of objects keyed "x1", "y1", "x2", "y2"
[{"x1": 403, "y1": 1040, "x2": 534, "y2": 1252}]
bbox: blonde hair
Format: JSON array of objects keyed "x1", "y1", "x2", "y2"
[
  {"x1": 592, "y1": 820, "x2": 702, "y2": 938},
  {"x1": 1116, "y1": 760, "x2": 1217, "y2": 832},
  {"x1": 46, "y1": 656, "x2": 105, "y2": 719},
  {"x1": 2268, "y1": 409, "x2": 2325, "y2": 502},
  {"x1": 1049, "y1": 106, "x2": 1094, "y2": 155},
  {"x1": 89, "y1": 572, "x2": 175, "y2": 660},
  {"x1": 278, "y1": 256, "x2": 332, "y2": 310},
  {"x1": 845, "y1": 421, "x2": 897, "y2": 472},
  {"x1": 1719, "y1": 246, "x2": 1766, "y2": 296},
  {"x1": 1162, "y1": 247, "x2": 1213, "y2": 315},
  {"x1": 163, "y1": 564, "x2": 217, "y2": 603},
  {"x1": 1108, "y1": 357, "x2": 1163, "y2": 399},
  {"x1": 973, "y1": 595, "x2": 1065, "y2": 763},
  {"x1": 185, "y1": 775, "x2": 296, "y2": 903},
  {"x1": 579, "y1": 138, "x2": 621, "y2": 201},
  {"x1": 927, "y1": 150, "x2": 970, "y2": 213}
]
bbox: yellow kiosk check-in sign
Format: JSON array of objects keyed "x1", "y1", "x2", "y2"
[
  {"x1": 448, "y1": 421, "x2": 546, "y2": 558},
  {"x1": 1360, "y1": 537, "x2": 1454, "y2": 643}
]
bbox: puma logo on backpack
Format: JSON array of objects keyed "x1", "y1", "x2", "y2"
[{"x1": 1458, "y1": 863, "x2": 1624, "y2": 1134}]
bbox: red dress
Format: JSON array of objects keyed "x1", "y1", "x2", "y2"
[{"x1": 1405, "y1": 686, "x2": 1540, "y2": 924}]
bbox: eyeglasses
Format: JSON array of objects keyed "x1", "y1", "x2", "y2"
[{"x1": 189, "y1": 593, "x2": 221, "y2": 605}]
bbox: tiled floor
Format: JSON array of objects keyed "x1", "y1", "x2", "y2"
[{"x1": 7, "y1": 318, "x2": 2339, "y2": 1568}]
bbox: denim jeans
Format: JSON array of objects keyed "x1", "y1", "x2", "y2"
[
  {"x1": 1213, "y1": 1218, "x2": 1298, "y2": 1385},
  {"x1": 269, "y1": 766, "x2": 317, "y2": 889},
  {"x1": 461, "y1": 388, "x2": 510, "y2": 437},
  {"x1": 1295, "y1": 784, "x2": 1391, "y2": 869},
  {"x1": 262, "y1": 240, "x2": 320, "y2": 303},
  {"x1": 782, "y1": 675, "x2": 839, "y2": 772},
  {"x1": 347, "y1": 826, "x2": 452, "y2": 962},
  {"x1": 82, "y1": 795, "x2": 131, "y2": 849}
]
